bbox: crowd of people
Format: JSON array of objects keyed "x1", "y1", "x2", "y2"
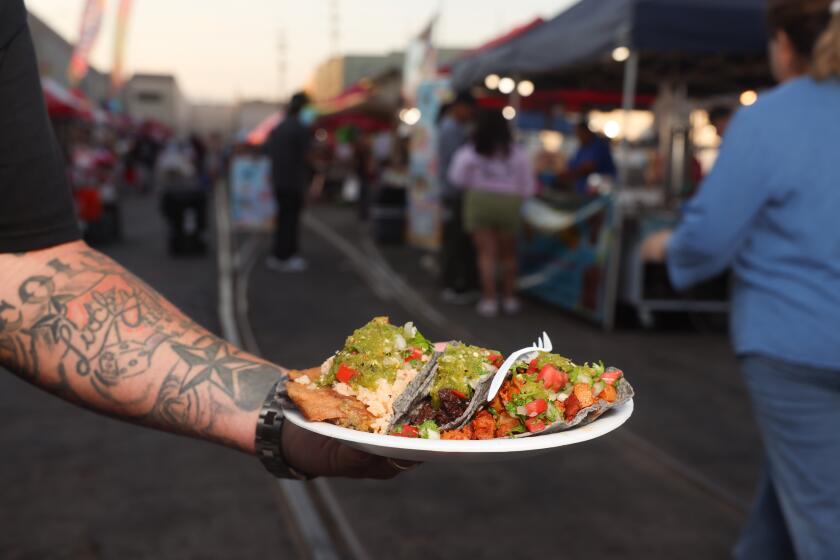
[{"x1": 53, "y1": 112, "x2": 226, "y2": 255}]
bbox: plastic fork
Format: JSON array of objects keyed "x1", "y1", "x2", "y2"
[{"x1": 486, "y1": 332, "x2": 553, "y2": 402}]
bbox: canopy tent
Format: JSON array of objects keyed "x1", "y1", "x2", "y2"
[
  {"x1": 439, "y1": 17, "x2": 544, "y2": 75},
  {"x1": 246, "y1": 112, "x2": 283, "y2": 145},
  {"x1": 42, "y1": 77, "x2": 93, "y2": 119},
  {"x1": 451, "y1": 0, "x2": 772, "y2": 96},
  {"x1": 312, "y1": 68, "x2": 401, "y2": 132}
]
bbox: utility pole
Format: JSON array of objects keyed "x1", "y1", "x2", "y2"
[{"x1": 277, "y1": 28, "x2": 287, "y2": 102}]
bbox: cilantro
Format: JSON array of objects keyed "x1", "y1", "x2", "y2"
[
  {"x1": 545, "y1": 402, "x2": 559, "y2": 423},
  {"x1": 418, "y1": 420, "x2": 440, "y2": 439},
  {"x1": 505, "y1": 401, "x2": 519, "y2": 417},
  {"x1": 410, "y1": 331, "x2": 433, "y2": 352},
  {"x1": 508, "y1": 423, "x2": 526, "y2": 435},
  {"x1": 488, "y1": 407, "x2": 499, "y2": 418}
]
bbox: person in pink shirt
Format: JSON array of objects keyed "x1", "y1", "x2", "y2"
[{"x1": 448, "y1": 109, "x2": 537, "y2": 316}]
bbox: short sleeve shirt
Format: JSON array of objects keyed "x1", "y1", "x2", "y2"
[{"x1": 0, "y1": 0, "x2": 81, "y2": 253}]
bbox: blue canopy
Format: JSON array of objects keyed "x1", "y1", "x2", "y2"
[{"x1": 451, "y1": 0, "x2": 768, "y2": 91}]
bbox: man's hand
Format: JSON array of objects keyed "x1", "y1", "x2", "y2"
[
  {"x1": 281, "y1": 422, "x2": 411, "y2": 479},
  {"x1": 640, "y1": 229, "x2": 673, "y2": 262}
]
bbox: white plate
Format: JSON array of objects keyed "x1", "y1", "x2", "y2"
[{"x1": 283, "y1": 399, "x2": 634, "y2": 463}]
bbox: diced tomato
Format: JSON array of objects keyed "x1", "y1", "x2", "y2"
[
  {"x1": 450, "y1": 389, "x2": 467, "y2": 399},
  {"x1": 537, "y1": 364, "x2": 569, "y2": 392},
  {"x1": 336, "y1": 364, "x2": 359, "y2": 384},
  {"x1": 525, "y1": 417, "x2": 546, "y2": 433},
  {"x1": 601, "y1": 369, "x2": 623, "y2": 386},
  {"x1": 527, "y1": 358, "x2": 539, "y2": 373},
  {"x1": 564, "y1": 394, "x2": 582, "y2": 421},
  {"x1": 392, "y1": 425, "x2": 419, "y2": 438},
  {"x1": 525, "y1": 399, "x2": 548, "y2": 417},
  {"x1": 404, "y1": 348, "x2": 423, "y2": 362},
  {"x1": 487, "y1": 353, "x2": 504, "y2": 368}
]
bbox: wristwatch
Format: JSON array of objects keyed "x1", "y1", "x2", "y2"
[{"x1": 255, "y1": 378, "x2": 312, "y2": 480}]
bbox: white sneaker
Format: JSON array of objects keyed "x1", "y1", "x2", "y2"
[
  {"x1": 502, "y1": 297, "x2": 521, "y2": 315},
  {"x1": 476, "y1": 298, "x2": 499, "y2": 317},
  {"x1": 266, "y1": 255, "x2": 308, "y2": 273}
]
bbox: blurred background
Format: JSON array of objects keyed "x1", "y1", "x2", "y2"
[{"x1": 3, "y1": 0, "x2": 773, "y2": 558}]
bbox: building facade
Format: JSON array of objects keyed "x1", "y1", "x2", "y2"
[
  {"x1": 308, "y1": 49, "x2": 465, "y2": 103},
  {"x1": 122, "y1": 74, "x2": 188, "y2": 132}
]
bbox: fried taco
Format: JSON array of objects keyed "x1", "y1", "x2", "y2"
[
  {"x1": 285, "y1": 317, "x2": 437, "y2": 433},
  {"x1": 439, "y1": 352, "x2": 634, "y2": 440},
  {"x1": 390, "y1": 342, "x2": 503, "y2": 438}
]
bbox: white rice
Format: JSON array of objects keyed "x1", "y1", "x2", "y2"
[
  {"x1": 314, "y1": 356, "x2": 420, "y2": 433},
  {"x1": 334, "y1": 365, "x2": 419, "y2": 433}
]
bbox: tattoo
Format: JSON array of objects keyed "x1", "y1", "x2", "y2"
[{"x1": 0, "y1": 248, "x2": 282, "y2": 450}]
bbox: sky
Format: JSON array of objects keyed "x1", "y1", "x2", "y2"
[{"x1": 25, "y1": 0, "x2": 577, "y2": 103}]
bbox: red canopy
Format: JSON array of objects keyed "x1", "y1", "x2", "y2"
[
  {"x1": 42, "y1": 77, "x2": 93, "y2": 119},
  {"x1": 315, "y1": 79, "x2": 376, "y2": 116},
  {"x1": 479, "y1": 89, "x2": 657, "y2": 112},
  {"x1": 439, "y1": 17, "x2": 545, "y2": 74},
  {"x1": 246, "y1": 112, "x2": 283, "y2": 146}
]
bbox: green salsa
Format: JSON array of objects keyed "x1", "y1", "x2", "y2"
[
  {"x1": 532, "y1": 352, "x2": 574, "y2": 373},
  {"x1": 430, "y1": 343, "x2": 498, "y2": 407},
  {"x1": 319, "y1": 317, "x2": 432, "y2": 390}
]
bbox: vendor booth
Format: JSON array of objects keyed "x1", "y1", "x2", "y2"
[{"x1": 449, "y1": 0, "x2": 771, "y2": 328}]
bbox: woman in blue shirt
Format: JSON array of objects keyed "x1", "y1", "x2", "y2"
[{"x1": 643, "y1": 1, "x2": 840, "y2": 558}]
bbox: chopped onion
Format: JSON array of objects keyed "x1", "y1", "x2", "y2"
[
  {"x1": 516, "y1": 406, "x2": 527, "y2": 416},
  {"x1": 395, "y1": 334, "x2": 407, "y2": 350},
  {"x1": 593, "y1": 381, "x2": 605, "y2": 396},
  {"x1": 426, "y1": 430, "x2": 440, "y2": 440},
  {"x1": 556, "y1": 392, "x2": 570, "y2": 402},
  {"x1": 403, "y1": 322, "x2": 417, "y2": 338},
  {"x1": 576, "y1": 374, "x2": 592, "y2": 385}
]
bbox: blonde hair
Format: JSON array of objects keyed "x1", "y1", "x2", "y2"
[{"x1": 812, "y1": 10, "x2": 840, "y2": 79}]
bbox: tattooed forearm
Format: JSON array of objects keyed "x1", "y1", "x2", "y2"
[{"x1": 0, "y1": 242, "x2": 283, "y2": 454}]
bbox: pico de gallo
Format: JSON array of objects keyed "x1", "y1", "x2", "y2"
[{"x1": 440, "y1": 352, "x2": 625, "y2": 439}]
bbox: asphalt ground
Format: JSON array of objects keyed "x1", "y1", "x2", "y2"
[
  {"x1": 0, "y1": 193, "x2": 296, "y2": 559},
  {"x1": 248, "y1": 204, "x2": 765, "y2": 560},
  {"x1": 0, "y1": 194, "x2": 765, "y2": 559}
]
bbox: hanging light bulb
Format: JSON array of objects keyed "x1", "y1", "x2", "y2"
[
  {"x1": 517, "y1": 80, "x2": 535, "y2": 97},
  {"x1": 498, "y1": 77, "x2": 516, "y2": 95}
]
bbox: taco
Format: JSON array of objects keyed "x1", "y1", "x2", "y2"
[
  {"x1": 390, "y1": 342, "x2": 503, "y2": 438},
  {"x1": 285, "y1": 317, "x2": 437, "y2": 433},
  {"x1": 439, "y1": 352, "x2": 633, "y2": 439}
]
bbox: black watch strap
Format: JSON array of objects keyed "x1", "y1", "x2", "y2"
[{"x1": 255, "y1": 378, "x2": 312, "y2": 480}]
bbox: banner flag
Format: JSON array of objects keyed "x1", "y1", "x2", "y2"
[
  {"x1": 68, "y1": 0, "x2": 107, "y2": 86},
  {"x1": 110, "y1": 0, "x2": 133, "y2": 95}
]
